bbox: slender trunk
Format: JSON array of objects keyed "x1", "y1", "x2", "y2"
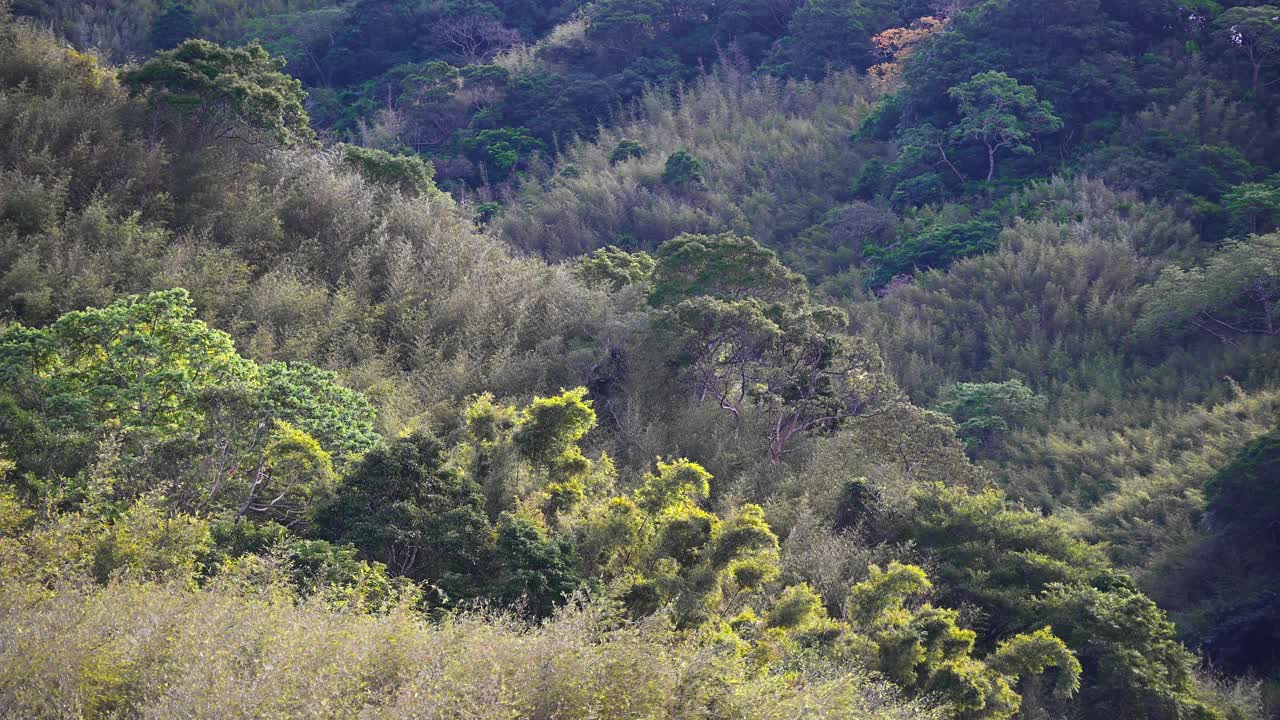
[
  {"x1": 935, "y1": 141, "x2": 965, "y2": 182},
  {"x1": 236, "y1": 452, "x2": 269, "y2": 523},
  {"x1": 986, "y1": 145, "x2": 996, "y2": 183}
]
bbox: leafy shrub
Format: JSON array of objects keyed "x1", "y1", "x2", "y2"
[
  {"x1": 865, "y1": 220, "x2": 998, "y2": 287},
  {"x1": 608, "y1": 139, "x2": 648, "y2": 165},
  {"x1": 341, "y1": 144, "x2": 437, "y2": 196},
  {"x1": 0, "y1": 580, "x2": 939, "y2": 719},
  {"x1": 661, "y1": 149, "x2": 705, "y2": 188},
  {"x1": 935, "y1": 380, "x2": 1047, "y2": 452}
]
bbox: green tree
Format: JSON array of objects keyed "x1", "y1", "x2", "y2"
[
  {"x1": 845, "y1": 561, "x2": 932, "y2": 626},
  {"x1": 255, "y1": 362, "x2": 379, "y2": 460},
  {"x1": 313, "y1": 433, "x2": 492, "y2": 593},
  {"x1": 460, "y1": 127, "x2": 544, "y2": 181},
  {"x1": 1214, "y1": 6, "x2": 1280, "y2": 96},
  {"x1": 0, "y1": 291, "x2": 377, "y2": 520},
  {"x1": 650, "y1": 233, "x2": 802, "y2": 307},
  {"x1": 864, "y1": 220, "x2": 998, "y2": 286},
  {"x1": 1139, "y1": 233, "x2": 1280, "y2": 342},
  {"x1": 148, "y1": 3, "x2": 196, "y2": 51},
  {"x1": 608, "y1": 139, "x2": 649, "y2": 165},
  {"x1": 120, "y1": 39, "x2": 314, "y2": 146},
  {"x1": 934, "y1": 379, "x2": 1047, "y2": 452},
  {"x1": 489, "y1": 512, "x2": 580, "y2": 618},
  {"x1": 0, "y1": 289, "x2": 249, "y2": 436},
  {"x1": 575, "y1": 246, "x2": 655, "y2": 292},
  {"x1": 947, "y1": 71, "x2": 1063, "y2": 183},
  {"x1": 1222, "y1": 180, "x2": 1280, "y2": 235},
  {"x1": 340, "y1": 144, "x2": 437, "y2": 196},
  {"x1": 661, "y1": 150, "x2": 706, "y2": 188}
]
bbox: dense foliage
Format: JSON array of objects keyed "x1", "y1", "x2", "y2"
[{"x1": 3, "y1": 1, "x2": 1280, "y2": 718}]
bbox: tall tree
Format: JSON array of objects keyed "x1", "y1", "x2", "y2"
[
  {"x1": 947, "y1": 71, "x2": 1062, "y2": 182},
  {"x1": 1215, "y1": 6, "x2": 1280, "y2": 97},
  {"x1": 1139, "y1": 233, "x2": 1280, "y2": 342},
  {"x1": 653, "y1": 233, "x2": 895, "y2": 460},
  {"x1": 120, "y1": 39, "x2": 315, "y2": 147},
  {"x1": 650, "y1": 232, "x2": 802, "y2": 307}
]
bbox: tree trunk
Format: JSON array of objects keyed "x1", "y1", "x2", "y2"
[{"x1": 936, "y1": 142, "x2": 966, "y2": 182}]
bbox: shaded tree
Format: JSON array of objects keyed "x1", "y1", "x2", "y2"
[
  {"x1": 1214, "y1": 6, "x2": 1280, "y2": 97},
  {"x1": 148, "y1": 3, "x2": 196, "y2": 51},
  {"x1": 489, "y1": 512, "x2": 580, "y2": 618},
  {"x1": 314, "y1": 433, "x2": 493, "y2": 594}
]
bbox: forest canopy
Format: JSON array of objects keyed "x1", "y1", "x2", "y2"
[{"x1": 1, "y1": 1, "x2": 1279, "y2": 718}]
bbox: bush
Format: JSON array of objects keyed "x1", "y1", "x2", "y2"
[
  {"x1": 341, "y1": 145, "x2": 437, "y2": 196},
  {"x1": 935, "y1": 380, "x2": 1047, "y2": 452},
  {"x1": 0, "y1": 580, "x2": 939, "y2": 719},
  {"x1": 661, "y1": 149, "x2": 706, "y2": 187},
  {"x1": 865, "y1": 220, "x2": 998, "y2": 287},
  {"x1": 609, "y1": 139, "x2": 648, "y2": 165}
]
